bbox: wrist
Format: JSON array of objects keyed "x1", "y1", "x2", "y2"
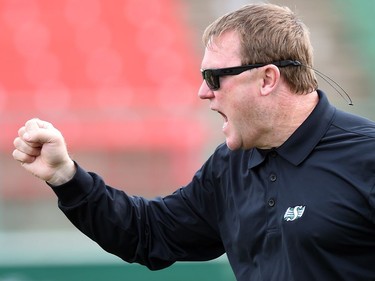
[{"x1": 47, "y1": 160, "x2": 76, "y2": 186}]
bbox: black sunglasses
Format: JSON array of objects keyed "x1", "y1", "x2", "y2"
[{"x1": 201, "y1": 60, "x2": 301, "y2": 90}]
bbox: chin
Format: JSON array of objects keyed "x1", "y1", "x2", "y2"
[{"x1": 225, "y1": 139, "x2": 242, "y2": 151}]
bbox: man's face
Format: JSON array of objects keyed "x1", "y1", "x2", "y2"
[{"x1": 198, "y1": 31, "x2": 267, "y2": 150}]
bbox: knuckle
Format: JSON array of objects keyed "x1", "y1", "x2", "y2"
[
  {"x1": 18, "y1": 126, "x2": 25, "y2": 137},
  {"x1": 13, "y1": 137, "x2": 19, "y2": 147}
]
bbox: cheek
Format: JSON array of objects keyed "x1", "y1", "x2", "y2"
[
  {"x1": 223, "y1": 80, "x2": 260, "y2": 124},
  {"x1": 233, "y1": 97, "x2": 264, "y2": 135},
  {"x1": 232, "y1": 95, "x2": 255, "y2": 120}
]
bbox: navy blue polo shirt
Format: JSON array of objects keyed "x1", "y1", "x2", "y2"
[{"x1": 53, "y1": 90, "x2": 375, "y2": 281}]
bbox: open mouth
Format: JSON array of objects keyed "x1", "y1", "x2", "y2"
[{"x1": 218, "y1": 111, "x2": 228, "y2": 129}]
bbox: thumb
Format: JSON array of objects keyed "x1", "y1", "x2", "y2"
[{"x1": 23, "y1": 118, "x2": 58, "y2": 144}]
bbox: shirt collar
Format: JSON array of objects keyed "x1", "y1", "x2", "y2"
[{"x1": 249, "y1": 90, "x2": 336, "y2": 169}]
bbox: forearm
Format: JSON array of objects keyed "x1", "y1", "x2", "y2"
[
  {"x1": 49, "y1": 163, "x2": 224, "y2": 269},
  {"x1": 49, "y1": 164, "x2": 173, "y2": 268}
]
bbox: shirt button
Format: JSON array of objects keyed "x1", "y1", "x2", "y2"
[
  {"x1": 268, "y1": 198, "x2": 276, "y2": 207},
  {"x1": 269, "y1": 174, "x2": 277, "y2": 182}
]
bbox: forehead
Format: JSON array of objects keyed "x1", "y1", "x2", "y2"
[{"x1": 201, "y1": 30, "x2": 242, "y2": 69}]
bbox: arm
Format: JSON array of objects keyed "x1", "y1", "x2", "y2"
[
  {"x1": 50, "y1": 164, "x2": 224, "y2": 269},
  {"x1": 13, "y1": 118, "x2": 225, "y2": 269}
]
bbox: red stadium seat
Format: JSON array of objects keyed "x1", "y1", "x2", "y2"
[{"x1": 0, "y1": 0, "x2": 209, "y2": 198}]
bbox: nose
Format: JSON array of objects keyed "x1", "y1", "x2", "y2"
[{"x1": 198, "y1": 81, "x2": 215, "y2": 100}]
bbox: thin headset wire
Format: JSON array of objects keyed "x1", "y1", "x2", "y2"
[{"x1": 300, "y1": 63, "x2": 353, "y2": 106}]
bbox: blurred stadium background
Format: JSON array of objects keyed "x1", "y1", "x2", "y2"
[{"x1": 0, "y1": 0, "x2": 374, "y2": 280}]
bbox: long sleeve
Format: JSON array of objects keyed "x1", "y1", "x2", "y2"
[{"x1": 50, "y1": 163, "x2": 225, "y2": 270}]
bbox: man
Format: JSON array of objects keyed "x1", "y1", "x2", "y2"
[{"x1": 12, "y1": 3, "x2": 375, "y2": 281}]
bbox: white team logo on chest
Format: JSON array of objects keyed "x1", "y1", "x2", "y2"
[{"x1": 283, "y1": 205, "x2": 306, "y2": 221}]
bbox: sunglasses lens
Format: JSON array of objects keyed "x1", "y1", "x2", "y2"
[{"x1": 203, "y1": 70, "x2": 219, "y2": 90}]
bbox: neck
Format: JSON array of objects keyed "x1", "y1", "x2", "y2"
[{"x1": 258, "y1": 90, "x2": 319, "y2": 149}]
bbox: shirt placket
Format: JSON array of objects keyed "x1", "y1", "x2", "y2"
[{"x1": 265, "y1": 150, "x2": 279, "y2": 231}]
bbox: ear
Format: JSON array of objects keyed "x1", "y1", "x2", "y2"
[{"x1": 260, "y1": 64, "x2": 280, "y2": 96}]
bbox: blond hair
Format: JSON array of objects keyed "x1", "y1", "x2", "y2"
[{"x1": 203, "y1": 3, "x2": 318, "y2": 94}]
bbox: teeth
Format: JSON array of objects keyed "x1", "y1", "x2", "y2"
[{"x1": 222, "y1": 122, "x2": 228, "y2": 129}]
